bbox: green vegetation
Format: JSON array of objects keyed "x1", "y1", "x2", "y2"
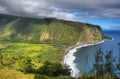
[
  {"x1": 0, "y1": 42, "x2": 66, "y2": 68},
  {"x1": 0, "y1": 69, "x2": 35, "y2": 79},
  {"x1": 93, "y1": 49, "x2": 116, "y2": 79},
  {"x1": 0, "y1": 69, "x2": 69, "y2": 79},
  {"x1": 0, "y1": 14, "x2": 105, "y2": 45},
  {"x1": 1, "y1": 48, "x2": 120, "y2": 79},
  {"x1": 0, "y1": 14, "x2": 110, "y2": 79},
  {"x1": 14, "y1": 56, "x2": 34, "y2": 73},
  {"x1": 76, "y1": 48, "x2": 120, "y2": 79},
  {"x1": 38, "y1": 61, "x2": 70, "y2": 76}
]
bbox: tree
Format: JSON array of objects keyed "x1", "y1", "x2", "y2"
[
  {"x1": 38, "y1": 61, "x2": 70, "y2": 76},
  {"x1": 14, "y1": 56, "x2": 34, "y2": 73},
  {"x1": 94, "y1": 49, "x2": 105, "y2": 76},
  {"x1": 117, "y1": 43, "x2": 120, "y2": 70},
  {"x1": 94, "y1": 49, "x2": 116, "y2": 78},
  {"x1": 104, "y1": 50, "x2": 115, "y2": 75},
  {"x1": 0, "y1": 52, "x2": 3, "y2": 68},
  {"x1": 116, "y1": 43, "x2": 120, "y2": 77}
]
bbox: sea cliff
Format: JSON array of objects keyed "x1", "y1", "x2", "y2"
[{"x1": 0, "y1": 14, "x2": 105, "y2": 46}]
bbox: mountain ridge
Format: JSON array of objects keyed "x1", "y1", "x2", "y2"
[{"x1": 0, "y1": 13, "x2": 106, "y2": 46}]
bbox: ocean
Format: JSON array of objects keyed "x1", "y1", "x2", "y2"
[{"x1": 64, "y1": 30, "x2": 120, "y2": 77}]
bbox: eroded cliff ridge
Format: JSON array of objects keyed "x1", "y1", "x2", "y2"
[{"x1": 0, "y1": 14, "x2": 106, "y2": 45}]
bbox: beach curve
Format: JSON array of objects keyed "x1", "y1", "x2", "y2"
[{"x1": 63, "y1": 40, "x2": 104, "y2": 78}]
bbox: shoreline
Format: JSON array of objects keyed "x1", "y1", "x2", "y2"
[
  {"x1": 63, "y1": 40, "x2": 105, "y2": 78},
  {"x1": 64, "y1": 40, "x2": 105, "y2": 55}
]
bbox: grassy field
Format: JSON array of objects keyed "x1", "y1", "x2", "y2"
[
  {"x1": 0, "y1": 41, "x2": 66, "y2": 68},
  {"x1": 0, "y1": 41, "x2": 70, "y2": 79},
  {"x1": 0, "y1": 69, "x2": 35, "y2": 79},
  {"x1": 0, "y1": 69, "x2": 72, "y2": 79}
]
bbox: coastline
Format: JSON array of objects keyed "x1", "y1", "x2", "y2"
[
  {"x1": 64, "y1": 40, "x2": 105, "y2": 55},
  {"x1": 63, "y1": 40, "x2": 104, "y2": 78}
]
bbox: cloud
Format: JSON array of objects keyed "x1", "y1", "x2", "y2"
[
  {"x1": 49, "y1": 11, "x2": 76, "y2": 21},
  {"x1": 0, "y1": 0, "x2": 120, "y2": 21}
]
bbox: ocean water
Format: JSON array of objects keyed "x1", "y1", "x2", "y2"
[{"x1": 64, "y1": 30, "x2": 120, "y2": 77}]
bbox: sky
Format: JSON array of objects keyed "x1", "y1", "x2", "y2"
[{"x1": 0, "y1": 0, "x2": 120, "y2": 30}]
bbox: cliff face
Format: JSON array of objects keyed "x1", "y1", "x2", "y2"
[
  {"x1": 0, "y1": 14, "x2": 104, "y2": 45},
  {"x1": 76, "y1": 25, "x2": 103, "y2": 45}
]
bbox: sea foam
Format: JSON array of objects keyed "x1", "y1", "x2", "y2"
[{"x1": 63, "y1": 41, "x2": 104, "y2": 78}]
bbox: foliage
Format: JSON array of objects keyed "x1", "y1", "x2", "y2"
[
  {"x1": 0, "y1": 69, "x2": 72, "y2": 79},
  {"x1": 0, "y1": 52, "x2": 3, "y2": 69},
  {"x1": 93, "y1": 49, "x2": 116, "y2": 78},
  {"x1": 38, "y1": 61, "x2": 70, "y2": 76},
  {"x1": 78, "y1": 73, "x2": 115, "y2": 79},
  {"x1": 94, "y1": 49, "x2": 105, "y2": 76},
  {"x1": 0, "y1": 42, "x2": 62, "y2": 68},
  {"x1": 14, "y1": 56, "x2": 34, "y2": 73},
  {"x1": 116, "y1": 43, "x2": 120, "y2": 77},
  {"x1": 0, "y1": 69, "x2": 34, "y2": 79}
]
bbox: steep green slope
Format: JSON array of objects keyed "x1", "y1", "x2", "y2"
[
  {"x1": 0, "y1": 14, "x2": 105, "y2": 46},
  {"x1": 0, "y1": 14, "x2": 108, "y2": 79},
  {"x1": 0, "y1": 14, "x2": 107, "y2": 65}
]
